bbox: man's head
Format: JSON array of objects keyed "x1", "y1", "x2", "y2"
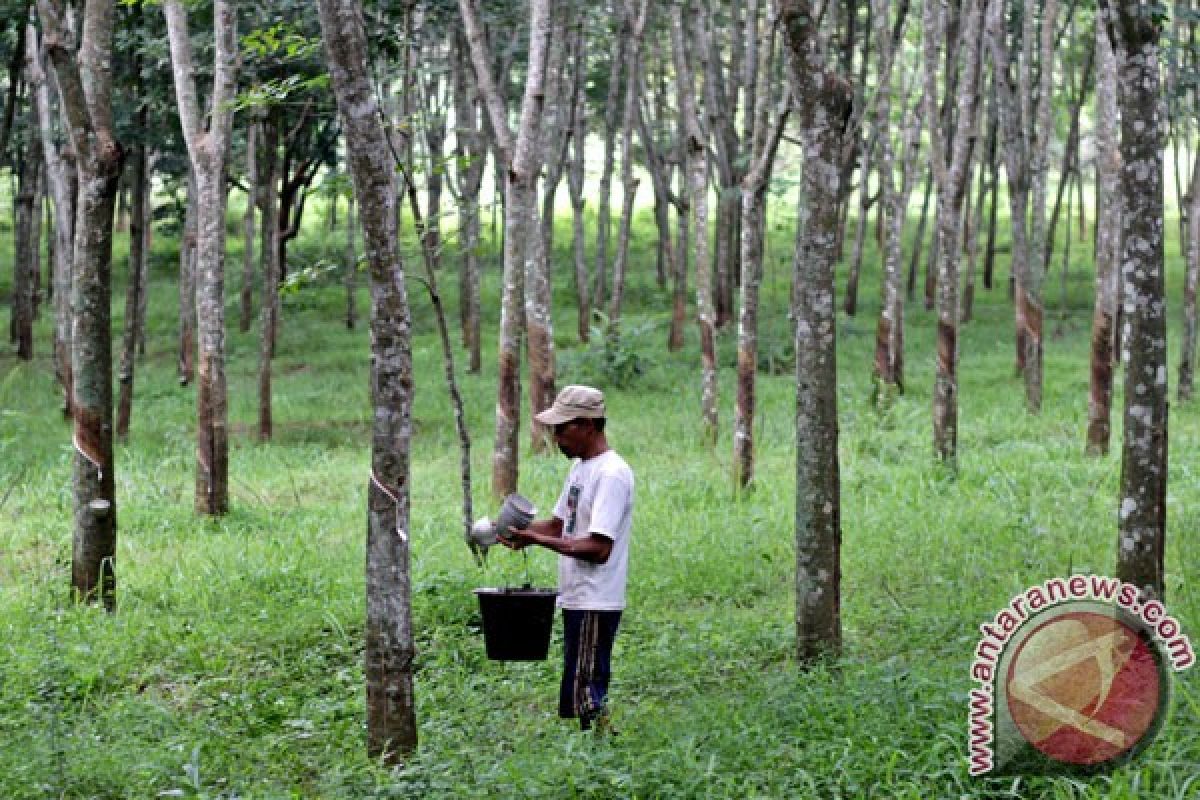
[{"x1": 535, "y1": 385, "x2": 608, "y2": 459}]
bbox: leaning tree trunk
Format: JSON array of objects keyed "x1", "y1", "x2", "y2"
[
  {"x1": 39, "y1": 0, "x2": 123, "y2": 610},
  {"x1": 1088, "y1": 11, "x2": 1121, "y2": 453},
  {"x1": 566, "y1": 32, "x2": 591, "y2": 344},
  {"x1": 165, "y1": 0, "x2": 237, "y2": 516},
  {"x1": 671, "y1": 2, "x2": 718, "y2": 444},
  {"x1": 778, "y1": 0, "x2": 851, "y2": 664},
  {"x1": 27, "y1": 23, "x2": 76, "y2": 414},
  {"x1": 317, "y1": 0, "x2": 418, "y2": 760},
  {"x1": 1108, "y1": 2, "x2": 1168, "y2": 601}
]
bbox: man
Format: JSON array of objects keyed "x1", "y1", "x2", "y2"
[{"x1": 501, "y1": 385, "x2": 635, "y2": 731}]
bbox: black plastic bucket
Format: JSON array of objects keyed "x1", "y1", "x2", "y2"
[{"x1": 473, "y1": 587, "x2": 559, "y2": 661}]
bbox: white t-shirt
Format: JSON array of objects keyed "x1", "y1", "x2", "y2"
[{"x1": 552, "y1": 449, "x2": 634, "y2": 611}]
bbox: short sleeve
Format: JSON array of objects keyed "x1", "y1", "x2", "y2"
[{"x1": 587, "y1": 471, "x2": 631, "y2": 540}]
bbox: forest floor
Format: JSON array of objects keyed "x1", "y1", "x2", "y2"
[{"x1": 1, "y1": 205, "x2": 1198, "y2": 798}]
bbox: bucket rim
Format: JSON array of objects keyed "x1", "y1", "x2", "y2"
[{"x1": 473, "y1": 586, "x2": 559, "y2": 597}]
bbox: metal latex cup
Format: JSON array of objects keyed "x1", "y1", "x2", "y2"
[
  {"x1": 470, "y1": 517, "x2": 499, "y2": 548},
  {"x1": 495, "y1": 493, "x2": 535, "y2": 540}
]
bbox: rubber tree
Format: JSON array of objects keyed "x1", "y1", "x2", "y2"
[
  {"x1": 164, "y1": 0, "x2": 238, "y2": 516},
  {"x1": 317, "y1": 0, "x2": 418, "y2": 760},
  {"x1": 776, "y1": 0, "x2": 852, "y2": 663},
  {"x1": 37, "y1": 0, "x2": 123, "y2": 610},
  {"x1": 1102, "y1": 0, "x2": 1168, "y2": 601}
]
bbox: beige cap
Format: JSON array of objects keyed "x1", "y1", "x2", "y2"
[{"x1": 534, "y1": 384, "x2": 606, "y2": 425}]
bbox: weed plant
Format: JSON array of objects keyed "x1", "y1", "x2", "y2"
[{"x1": 0, "y1": 198, "x2": 1198, "y2": 799}]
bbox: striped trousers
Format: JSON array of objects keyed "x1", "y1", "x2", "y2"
[{"x1": 559, "y1": 609, "x2": 622, "y2": 729}]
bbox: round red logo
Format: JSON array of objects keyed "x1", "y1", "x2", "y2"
[{"x1": 1005, "y1": 610, "x2": 1165, "y2": 767}]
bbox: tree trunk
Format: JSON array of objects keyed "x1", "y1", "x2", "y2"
[
  {"x1": 459, "y1": 0, "x2": 552, "y2": 497},
  {"x1": 777, "y1": 0, "x2": 851, "y2": 664},
  {"x1": 607, "y1": 0, "x2": 650, "y2": 336},
  {"x1": 733, "y1": 22, "x2": 786, "y2": 491},
  {"x1": 317, "y1": 0, "x2": 418, "y2": 759},
  {"x1": 926, "y1": 0, "x2": 984, "y2": 467},
  {"x1": 165, "y1": 0, "x2": 237, "y2": 517},
  {"x1": 451, "y1": 28, "x2": 485, "y2": 372},
  {"x1": 39, "y1": 0, "x2": 123, "y2": 610},
  {"x1": 1180, "y1": 154, "x2": 1200, "y2": 403},
  {"x1": 1106, "y1": 1, "x2": 1167, "y2": 601},
  {"x1": 565, "y1": 30, "x2": 591, "y2": 344},
  {"x1": 240, "y1": 118, "x2": 257, "y2": 333},
  {"x1": 671, "y1": 2, "x2": 718, "y2": 444},
  {"x1": 593, "y1": 21, "x2": 627, "y2": 311},
  {"x1": 178, "y1": 167, "x2": 197, "y2": 386},
  {"x1": 258, "y1": 116, "x2": 280, "y2": 441},
  {"x1": 117, "y1": 105, "x2": 149, "y2": 440},
  {"x1": 13, "y1": 128, "x2": 41, "y2": 361},
  {"x1": 1087, "y1": 13, "x2": 1121, "y2": 453},
  {"x1": 27, "y1": 23, "x2": 76, "y2": 414},
  {"x1": 344, "y1": 190, "x2": 357, "y2": 330}
]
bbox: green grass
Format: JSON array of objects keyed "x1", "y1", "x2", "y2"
[{"x1": 1, "y1": 197, "x2": 1199, "y2": 799}]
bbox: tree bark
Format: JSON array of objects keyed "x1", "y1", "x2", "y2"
[
  {"x1": 165, "y1": 0, "x2": 237, "y2": 517},
  {"x1": 178, "y1": 167, "x2": 197, "y2": 386},
  {"x1": 734, "y1": 21, "x2": 787, "y2": 491},
  {"x1": 565, "y1": 26, "x2": 591, "y2": 344},
  {"x1": 1105, "y1": 1, "x2": 1168, "y2": 602},
  {"x1": 240, "y1": 118, "x2": 258, "y2": 333},
  {"x1": 777, "y1": 0, "x2": 851, "y2": 664},
  {"x1": 13, "y1": 121, "x2": 42, "y2": 361},
  {"x1": 258, "y1": 115, "x2": 280, "y2": 441},
  {"x1": 344, "y1": 189, "x2": 357, "y2": 330},
  {"x1": 593, "y1": 19, "x2": 627, "y2": 310},
  {"x1": 1180, "y1": 152, "x2": 1200, "y2": 403},
  {"x1": 317, "y1": 0, "x2": 418, "y2": 760},
  {"x1": 607, "y1": 0, "x2": 651, "y2": 336},
  {"x1": 38, "y1": 0, "x2": 123, "y2": 610},
  {"x1": 671, "y1": 1, "x2": 718, "y2": 444},
  {"x1": 117, "y1": 99, "x2": 149, "y2": 440},
  {"x1": 459, "y1": 0, "x2": 552, "y2": 497},
  {"x1": 926, "y1": 0, "x2": 985, "y2": 466},
  {"x1": 27, "y1": 23, "x2": 76, "y2": 414},
  {"x1": 450, "y1": 28, "x2": 485, "y2": 371}
]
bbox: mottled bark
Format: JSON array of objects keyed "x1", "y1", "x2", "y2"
[
  {"x1": 777, "y1": 0, "x2": 850, "y2": 663},
  {"x1": 165, "y1": 0, "x2": 237, "y2": 516},
  {"x1": 1087, "y1": 9, "x2": 1121, "y2": 454},
  {"x1": 240, "y1": 119, "x2": 257, "y2": 333},
  {"x1": 671, "y1": 2, "x2": 718, "y2": 443},
  {"x1": 317, "y1": 0, "x2": 418, "y2": 759},
  {"x1": 39, "y1": 0, "x2": 123, "y2": 610},
  {"x1": 1105, "y1": 1, "x2": 1167, "y2": 601}
]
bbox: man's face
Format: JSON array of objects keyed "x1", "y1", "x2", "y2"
[{"x1": 553, "y1": 418, "x2": 590, "y2": 458}]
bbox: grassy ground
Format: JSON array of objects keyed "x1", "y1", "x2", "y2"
[{"x1": 1, "y1": 198, "x2": 1199, "y2": 799}]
